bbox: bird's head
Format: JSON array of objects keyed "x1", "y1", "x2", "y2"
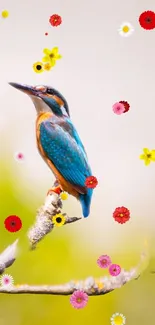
[{"x1": 9, "y1": 82, "x2": 70, "y2": 117}]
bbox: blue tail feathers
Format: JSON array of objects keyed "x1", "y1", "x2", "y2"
[{"x1": 79, "y1": 188, "x2": 93, "y2": 218}]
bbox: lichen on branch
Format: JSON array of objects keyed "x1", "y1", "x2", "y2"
[{"x1": 27, "y1": 191, "x2": 82, "y2": 249}]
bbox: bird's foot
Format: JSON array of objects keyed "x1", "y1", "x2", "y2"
[{"x1": 47, "y1": 185, "x2": 63, "y2": 196}]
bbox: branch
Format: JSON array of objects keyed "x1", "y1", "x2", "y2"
[
  {"x1": 0, "y1": 192, "x2": 149, "y2": 297},
  {"x1": 0, "y1": 240, "x2": 18, "y2": 275},
  {"x1": 0, "y1": 245, "x2": 149, "y2": 296},
  {"x1": 27, "y1": 191, "x2": 82, "y2": 249}
]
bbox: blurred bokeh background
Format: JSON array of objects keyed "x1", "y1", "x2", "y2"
[{"x1": 0, "y1": 0, "x2": 155, "y2": 324}]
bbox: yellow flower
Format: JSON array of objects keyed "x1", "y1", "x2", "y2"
[
  {"x1": 95, "y1": 280, "x2": 104, "y2": 291},
  {"x1": 139, "y1": 148, "x2": 155, "y2": 166},
  {"x1": 42, "y1": 47, "x2": 62, "y2": 66},
  {"x1": 33, "y1": 62, "x2": 44, "y2": 73},
  {"x1": 52, "y1": 213, "x2": 66, "y2": 227},
  {"x1": 1, "y1": 10, "x2": 9, "y2": 18},
  {"x1": 43, "y1": 62, "x2": 52, "y2": 71},
  {"x1": 60, "y1": 192, "x2": 68, "y2": 200},
  {"x1": 111, "y1": 313, "x2": 126, "y2": 325}
]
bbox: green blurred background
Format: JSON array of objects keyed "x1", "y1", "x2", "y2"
[{"x1": 0, "y1": 156, "x2": 155, "y2": 325}]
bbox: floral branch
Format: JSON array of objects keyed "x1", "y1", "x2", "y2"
[
  {"x1": 0, "y1": 268, "x2": 142, "y2": 296},
  {"x1": 27, "y1": 175, "x2": 98, "y2": 249},
  {"x1": 27, "y1": 191, "x2": 82, "y2": 249},
  {"x1": 0, "y1": 187, "x2": 149, "y2": 302},
  {"x1": 0, "y1": 245, "x2": 149, "y2": 296}
]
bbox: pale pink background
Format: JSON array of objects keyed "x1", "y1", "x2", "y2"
[{"x1": 0, "y1": 0, "x2": 155, "y2": 255}]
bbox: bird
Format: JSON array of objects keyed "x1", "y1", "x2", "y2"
[{"x1": 9, "y1": 82, "x2": 94, "y2": 217}]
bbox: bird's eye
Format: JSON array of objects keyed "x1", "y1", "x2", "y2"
[
  {"x1": 35, "y1": 85, "x2": 47, "y2": 92},
  {"x1": 46, "y1": 88, "x2": 55, "y2": 95}
]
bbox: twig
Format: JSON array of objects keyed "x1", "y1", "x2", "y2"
[
  {"x1": 0, "y1": 269, "x2": 139, "y2": 295},
  {"x1": 0, "y1": 240, "x2": 18, "y2": 275},
  {"x1": 27, "y1": 191, "x2": 82, "y2": 249},
  {"x1": 0, "y1": 248, "x2": 148, "y2": 296}
]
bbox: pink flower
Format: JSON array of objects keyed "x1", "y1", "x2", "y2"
[
  {"x1": 0, "y1": 274, "x2": 14, "y2": 287},
  {"x1": 97, "y1": 255, "x2": 112, "y2": 268},
  {"x1": 14, "y1": 151, "x2": 24, "y2": 162},
  {"x1": 112, "y1": 102, "x2": 125, "y2": 115},
  {"x1": 70, "y1": 290, "x2": 88, "y2": 309},
  {"x1": 109, "y1": 264, "x2": 121, "y2": 276}
]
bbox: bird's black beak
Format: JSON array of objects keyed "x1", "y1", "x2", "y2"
[{"x1": 9, "y1": 82, "x2": 40, "y2": 97}]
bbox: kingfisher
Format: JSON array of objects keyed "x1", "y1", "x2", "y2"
[{"x1": 9, "y1": 82, "x2": 94, "y2": 217}]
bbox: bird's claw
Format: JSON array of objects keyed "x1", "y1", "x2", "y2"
[{"x1": 47, "y1": 185, "x2": 63, "y2": 196}]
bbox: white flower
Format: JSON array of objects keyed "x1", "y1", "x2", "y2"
[
  {"x1": 118, "y1": 22, "x2": 134, "y2": 37},
  {"x1": 111, "y1": 312, "x2": 126, "y2": 325},
  {"x1": 0, "y1": 274, "x2": 14, "y2": 287}
]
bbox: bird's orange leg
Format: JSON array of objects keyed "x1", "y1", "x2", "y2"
[
  {"x1": 47, "y1": 180, "x2": 63, "y2": 196},
  {"x1": 47, "y1": 185, "x2": 63, "y2": 196}
]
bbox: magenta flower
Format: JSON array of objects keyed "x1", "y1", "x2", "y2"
[
  {"x1": 70, "y1": 290, "x2": 88, "y2": 309},
  {"x1": 97, "y1": 255, "x2": 112, "y2": 268},
  {"x1": 0, "y1": 274, "x2": 14, "y2": 287},
  {"x1": 14, "y1": 151, "x2": 25, "y2": 162},
  {"x1": 112, "y1": 102, "x2": 125, "y2": 115},
  {"x1": 109, "y1": 264, "x2": 121, "y2": 276}
]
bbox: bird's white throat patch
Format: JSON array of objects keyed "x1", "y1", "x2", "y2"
[
  {"x1": 30, "y1": 94, "x2": 69, "y2": 117},
  {"x1": 30, "y1": 95, "x2": 51, "y2": 114}
]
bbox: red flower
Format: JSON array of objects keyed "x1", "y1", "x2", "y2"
[
  {"x1": 139, "y1": 11, "x2": 155, "y2": 30},
  {"x1": 119, "y1": 101, "x2": 130, "y2": 113},
  {"x1": 45, "y1": 32, "x2": 48, "y2": 36},
  {"x1": 49, "y1": 14, "x2": 62, "y2": 27},
  {"x1": 4, "y1": 215, "x2": 22, "y2": 232},
  {"x1": 85, "y1": 176, "x2": 98, "y2": 189},
  {"x1": 113, "y1": 206, "x2": 130, "y2": 224}
]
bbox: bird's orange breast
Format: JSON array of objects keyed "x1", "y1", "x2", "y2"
[{"x1": 35, "y1": 112, "x2": 79, "y2": 198}]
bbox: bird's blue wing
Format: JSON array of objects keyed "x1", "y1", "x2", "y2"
[
  {"x1": 39, "y1": 119, "x2": 92, "y2": 192},
  {"x1": 53, "y1": 116, "x2": 88, "y2": 160},
  {"x1": 64, "y1": 118, "x2": 88, "y2": 158}
]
